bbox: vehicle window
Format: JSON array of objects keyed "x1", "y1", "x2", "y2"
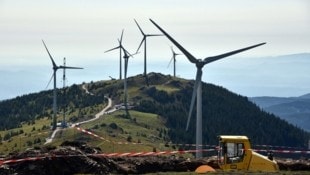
[{"x1": 226, "y1": 142, "x2": 244, "y2": 163}]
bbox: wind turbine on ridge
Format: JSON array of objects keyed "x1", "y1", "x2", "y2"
[
  {"x1": 42, "y1": 40, "x2": 83, "y2": 130},
  {"x1": 150, "y1": 19, "x2": 266, "y2": 158},
  {"x1": 122, "y1": 45, "x2": 136, "y2": 117},
  {"x1": 105, "y1": 33, "x2": 136, "y2": 117},
  {"x1": 134, "y1": 19, "x2": 162, "y2": 85},
  {"x1": 105, "y1": 30, "x2": 124, "y2": 80},
  {"x1": 167, "y1": 46, "x2": 181, "y2": 77}
]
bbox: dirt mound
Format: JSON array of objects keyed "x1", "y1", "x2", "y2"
[
  {"x1": 277, "y1": 158, "x2": 310, "y2": 171},
  {"x1": 0, "y1": 141, "x2": 309, "y2": 174}
]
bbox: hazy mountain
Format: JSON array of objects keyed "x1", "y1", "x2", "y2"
[
  {"x1": 250, "y1": 94, "x2": 310, "y2": 132},
  {"x1": 2, "y1": 53, "x2": 310, "y2": 101}
]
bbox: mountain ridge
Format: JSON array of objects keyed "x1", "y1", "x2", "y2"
[{"x1": 0, "y1": 72, "x2": 309, "y2": 155}]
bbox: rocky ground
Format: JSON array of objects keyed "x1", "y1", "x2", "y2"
[{"x1": 0, "y1": 141, "x2": 309, "y2": 174}]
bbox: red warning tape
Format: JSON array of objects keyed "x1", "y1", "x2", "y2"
[
  {"x1": 254, "y1": 149, "x2": 310, "y2": 154},
  {"x1": 254, "y1": 144, "x2": 307, "y2": 150},
  {"x1": 75, "y1": 126, "x2": 310, "y2": 152},
  {"x1": 1, "y1": 147, "x2": 310, "y2": 166},
  {"x1": 162, "y1": 143, "x2": 217, "y2": 148},
  {"x1": 75, "y1": 126, "x2": 217, "y2": 148},
  {"x1": 75, "y1": 127, "x2": 143, "y2": 145},
  {"x1": 0, "y1": 149, "x2": 216, "y2": 166},
  {"x1": 95, "y1": 148, "x2": 216, "y2": 157}
]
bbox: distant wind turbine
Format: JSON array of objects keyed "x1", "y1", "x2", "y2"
[
  {"x1": 105, "y1": 30, "x2": 124, "y2": 80},
  {"x1": 167, "y1": 46, "x2": 181, "y2": 77},
  {"x1": 62, "y1": 57, "x2": 67, "y2": 128},
  {"x1": 134, "y1": 19, "x2": 162, "y2": 85},
  {"x1": 104, "y1": 33, "x2": 135, "y2": 117},
  {"x1": 150, "y1": 19, "x2": 266, "y2": 158},
  {"x1": 122, "y1": 46, "x2": 136, "y2": 117},
  {"x1": 42, "y1": 40, "x2": 83, "y2": 130}
]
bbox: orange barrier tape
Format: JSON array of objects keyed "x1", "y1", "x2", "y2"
[
  {"x1": 75, "y1": 126, "x2": 143, "y2": 145},
  {"x1": 0, "y1": 149, "x2": 216, "y2": 165},
  {"x1": 2, "y1": 148, "x2": 310, "y2": 166},
  {"x1": 254, "y1": 144, "x2": 308, "y2": 150},
  {"x1": 254, "y1": 149, "x2": 310, "y2": 154}
]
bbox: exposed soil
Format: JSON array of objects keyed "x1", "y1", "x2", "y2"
[{"x1": 0, "y1": 141, "x2": 309, "y2": 175}]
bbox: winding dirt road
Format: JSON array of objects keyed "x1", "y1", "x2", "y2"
[{"x1": 44, "y1": 84, "x2": 113, "y2": 144}]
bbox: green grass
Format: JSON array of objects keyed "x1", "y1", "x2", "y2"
[
  {"x1": 0, "y1": 117, "x2": 51, "y2": 154},
  {"x1": 0, "y1": 100, "x2": 151, "y2": 155},
  {"x1": 25, "y1": 108, "x2": 174, "y2": 155},
  {"x1": 0, "y1": 101, "x2": 108, "y2": 155},
  {"x1": 155, "y1": 84, "x2": 180, "y2": 94},
  {"x1": 65, "y1": 109, "x2": 171, "y2": 153}
]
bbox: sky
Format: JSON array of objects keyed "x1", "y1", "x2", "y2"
[{"x1": 0, "y1": 0, "x2": 310, "y2": 100}]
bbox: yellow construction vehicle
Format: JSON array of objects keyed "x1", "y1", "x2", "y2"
[{"x1": 217, "y1": 135, "x2": 279, "y2": 172}]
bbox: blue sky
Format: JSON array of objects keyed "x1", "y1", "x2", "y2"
[{"x1": 0, "y1": 0, "x2": 310, "y2": 100}]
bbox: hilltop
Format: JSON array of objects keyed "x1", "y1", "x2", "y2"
[{"x1": 0, "y1": 72, "x2": 309, "y2": 156}]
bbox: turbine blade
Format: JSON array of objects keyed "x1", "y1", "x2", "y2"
[
  {"x1": 59, "y1": 66, "x2": 83, "y2": 69},
  {"x1": 203, "y1": 42, "x2": 266, "y2": 64},
  {"x1": 45, "y1": 73, "x2": 54, "y2": 90},
  {"x1": 167, "y1": 57, "x2": 174, "y2": 68},
  {"x1": 170, "y1": 46, "x2": 174, "y2": 53},
  {"x1": 149, "y1": 19, "x2": 197, "y2": 64},
  {"x1": 130, "y1": 51, "x2": 139, "y2": 57},
  {"x1": 146, "y1": 34, "x2": 163, "y2": 37},
  {"x1": 134, "y1": 19, "x2": 145, "y2": 35},
  {"x1": 105, "y1": 46, "x2": 120, "y2": 53},
  {"x1": 186, "y1": 68, "x2": 202, "y2": 131},
  {"x1": 42, "y1": 40, "x2": 57, "y2": 68},
  {"x1": 172, "y1": 46, "x2": 182, "y2": 56},
  {"x1": 136, "y1": 38, "x2": 145, "y2": 53},
  {"x1": 120, "y1": 29, "x2": 124, "y2": 44},
  {"x1": 120, "y1": 46, "x2": 130, "y2": 58}
]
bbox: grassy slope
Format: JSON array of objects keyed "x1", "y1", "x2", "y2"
[{"x1": 0, "y1": 87, "x2": 174, "y2": 155}]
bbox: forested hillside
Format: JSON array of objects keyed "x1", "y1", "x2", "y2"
[
  {"x1": 0, "y1": 73, "x2": 309, "y2": 148},
  {"x1": 0, "y1": 84, "x2": 106, "y2": 130}
]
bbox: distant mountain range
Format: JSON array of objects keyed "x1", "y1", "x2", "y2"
[{"x1": 250, "y1": 93, "x2": 310, "y2": 132}]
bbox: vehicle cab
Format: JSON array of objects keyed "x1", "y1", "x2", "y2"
[{"x1": 218, "y1": 135, "x2": 278, "y2": 172}]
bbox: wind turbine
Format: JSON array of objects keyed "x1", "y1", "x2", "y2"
[
  {"x1": 150, "y1": 19, "x2": 266, "y2": 158},
  {"x1": 62, "y1": 57, "x2": 67, "y2": 128},
  {"x1": 167, "y1": 46, "x2": 181, "y2": 77},
  {"x1": 42, "y1": 40, "x2": 83, "y2": 130},
  {"x1": 134, "y1": 19, "x2": 162, "y2": 84},
  {"x1": 105, "y1": 30, "x2": 124, "y2": 80},
  {"x1": 122, "y1": 46, "x2": 133, "y2": 117},
  {"x1": 105, "y1": 33, "x2": 135, "y2": 117}
]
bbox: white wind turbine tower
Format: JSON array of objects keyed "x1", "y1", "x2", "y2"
[
  {"x1": 150, "y1": 19, "x2": 266, "y2": 158},
  {"x1": 105, "y1": 32, "x2": 135, "y2": 117},
  {"x1": 122, "y1": 46, "x2": 135, "y2": 117},
  {"x1": 134, "y1": 19, "x2": 162, "y2": 85},
  {"x1": 42, "y1": 40, "x2": 83, "y2": 130},
  {"x1": 167, "y1": 46, "x2": 181, "y2": 77},
  {"x1": 62, "y1": 57, "x2": 68, "y2": 128},
  {"x1": 105, "y1": 30, "x2": 124, "y2": 80}
]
